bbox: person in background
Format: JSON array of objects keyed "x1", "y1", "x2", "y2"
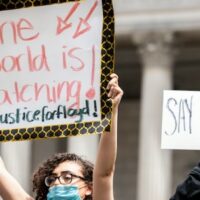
[
  {"x1": 0, "y1": 73, "x2": 123, "y2": 200},
  {"x1": 170, "y1": 162, "x2": 200, "y2": 200}
]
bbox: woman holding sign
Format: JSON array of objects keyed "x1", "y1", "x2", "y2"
[{"x1": 0, "y1": 73, "x2": 123, "y2": 200}]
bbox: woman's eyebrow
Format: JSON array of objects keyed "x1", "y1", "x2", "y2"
[
  {"x1": 61, "y1": 170, "x2": 71, "y2": 174},
  {"x1": 50, "y1": 173, "x2": 57, "y2": 176},
  {"x1": 60, "y1": 170, "x2": 74, "y2": 175},
  {"x1": 51, "y1": 170, "x2": 71, "y2": 175}
]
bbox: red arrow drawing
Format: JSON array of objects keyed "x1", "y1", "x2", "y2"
[
  {"x1": 56, "y1": 2, "x2": 80, "y2": 35},
  {"x1": 73, "y1": 0, "x2": 98, "y2": 39}
]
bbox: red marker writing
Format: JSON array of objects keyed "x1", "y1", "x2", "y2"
[
  {"x1": 73, "y1": 0, "x2": 98, "y2": 39},
  {"x1": 86, "y1": 45, "x2": 96, "y2": 100},
  {"x1": 56, "y1": 2, "x2": 80, "y2": 35}
]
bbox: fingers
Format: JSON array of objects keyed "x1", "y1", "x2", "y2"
[
  {"x1": 107, "y1": 73, "x2": 118, "y2": 90},
  {"x1": 110, "y1": 73, "x2": 118, "y2": 81},
  {"x1": 107, "y1": 84, "x2": 118, "y2": 98},
  {"x1": 107, "y1": 73, "x2": 123, "y2": 107}
]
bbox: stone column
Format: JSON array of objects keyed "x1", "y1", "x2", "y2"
[
  {"x1": 0, "y1": 141, "x2": 32, "y2": 193},
  {"x1": 134, "y1": 32, "x2": 174, "y2": 200}
]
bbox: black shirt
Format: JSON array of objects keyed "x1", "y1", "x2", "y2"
[{"x1": 170, "y1": 163, "x2": 200, "y2": 200}]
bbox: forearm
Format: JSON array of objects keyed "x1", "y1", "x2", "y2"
[
  {"x1": 94, "y1": 107, "x2": 118, "y2": 177},
  {"x1": 93, "y1": 73, "x2": 122, "y2": 200},
  {"x1": 0, "y1": 163, "x2": 33, "y2": 200}
]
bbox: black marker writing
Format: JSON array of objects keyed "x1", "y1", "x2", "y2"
[{"x1": 165, "y1": 96, "x2": 193, "y2": 136}]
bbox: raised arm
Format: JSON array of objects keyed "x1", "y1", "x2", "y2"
[
  {"x1": 93, "y1": 73, "x2": 123, "y2": 200},
  {"x1": 0, "y1": 157, "x2": 33, "y2": 200}
]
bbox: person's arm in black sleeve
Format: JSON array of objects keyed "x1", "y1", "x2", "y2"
[{"x1": 170, "y1": 163, "x2": 200, "y2": 200}]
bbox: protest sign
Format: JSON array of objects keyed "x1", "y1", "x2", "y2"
[
  {"x1": 161, "y1": 90, "x2": 200, "y2": 150},
  {"x1": 0, "y1": 0, "x2": 115, "y2": 141}
]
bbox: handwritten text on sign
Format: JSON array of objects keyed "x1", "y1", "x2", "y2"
[
  {"x1": 161, "y1": 90, "x2": 200, "y2": 150},
  {"x1": 0, "y1": 0, "x2": 103, "y2": 129}
]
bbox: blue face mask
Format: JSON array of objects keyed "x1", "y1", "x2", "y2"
[{"x1": 47, "y1": 185, "x2": 81, "y2": 200}]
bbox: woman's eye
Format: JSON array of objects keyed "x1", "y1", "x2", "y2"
[
  {"x1": 46, "y1": 176, "x2": 56, "y2": 185},
  {"x1": 63, "y1": 175, "x2": 71, "y2": 182},
  {"x1": 49, "y1": 176, "x2": 56, "y2": 182}
]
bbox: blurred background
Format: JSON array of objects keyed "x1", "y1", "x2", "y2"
[{"x1": 2, "y1": 0, "x2": 200, "y2": 200}]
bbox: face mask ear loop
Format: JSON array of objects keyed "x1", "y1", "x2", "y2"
[
  {"x1": 79, "y1": 184, "x2": 92, "y2": 199},
  {"x1": 78, "y1": 184, "x2": 88, "y2": 190}
]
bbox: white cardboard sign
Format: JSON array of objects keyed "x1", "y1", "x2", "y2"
[
  {"x1": 0, "y1": 0, "x2": 103, "y2": 129},
  {"x1": 161, "y1": 90, "x2": 200, "y2": 150}
]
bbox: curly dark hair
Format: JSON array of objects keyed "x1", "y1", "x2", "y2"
[{"x1": 32, "y1": 153, "x2": 94, "y2": 200}]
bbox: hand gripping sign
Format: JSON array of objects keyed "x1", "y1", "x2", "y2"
[{"x1": 0, "y1": 0, "x2": 114, "y2": 141}]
